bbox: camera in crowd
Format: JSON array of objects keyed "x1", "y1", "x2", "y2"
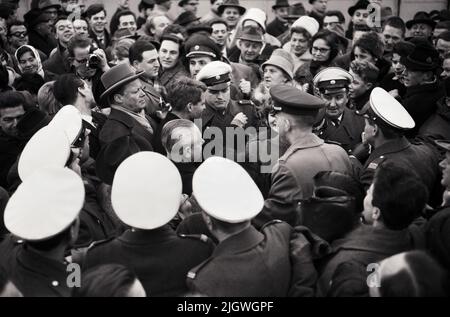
[{"x1": 86, "y1": 43, "x2": 101, "y2": 69}]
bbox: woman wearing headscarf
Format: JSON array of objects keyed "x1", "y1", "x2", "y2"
[{"x1": 14, "y1": 45, "x2": 56, "y2": 83}]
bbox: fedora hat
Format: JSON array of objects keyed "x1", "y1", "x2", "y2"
[
  {"x1": 272, "y1": 0, "x2": 289, "y2": 10},
  {"x1": 285, "y1": 3, "x2": 306, "y2": 21},
  {"x1": 100, "y1": 63, "x2": 144, "y2": 105},
  {"x1": 173, "y1": 11, "x2": 200, "y2": 27},
  {"x1": 218, "y1": 0, "x2": 246, "y2": 16},
  {"x1": 262, "y1": 48, "x2": 295, "y2": 81},
  {"x1": 238, "y1": 25, "x2": 264, "y2": 43},
  {"x1": 406, "y1": 11, "x2": 437, "y2": 29}
]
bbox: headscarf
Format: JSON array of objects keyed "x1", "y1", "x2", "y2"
[{"x1": 14, "y1": 45, "x2": 45, "y2": 79}]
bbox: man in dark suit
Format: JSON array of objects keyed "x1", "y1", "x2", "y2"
[
  {"x1": 98, "y1": 63, "x2": 158, "y2": 148},
  {"x1": 266, "y1": 0, "x2": 290, "y2": 38},
  {"x1": 313, "y1": 67, "x2": 365, "y2": 155},
  {"x1": 84, "y1": 152, "x2": 214, "y2": 297}
]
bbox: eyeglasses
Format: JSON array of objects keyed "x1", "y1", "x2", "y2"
[
  {"x1": 312, "y1": 46, "x2": 330, "y2": 54},
  {"x1": 10, "y1": 32, "x2": 28, "y2": 38}
]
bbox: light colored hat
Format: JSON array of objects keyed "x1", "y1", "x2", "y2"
[
  {"x1": 262, "y1": 48, "x2": 295, "y2": 80},
  {"x1": 368, "y1": 87, "x2": 415, "y2": 130},
  {"x1": 292, "y1": 16, "x2": 320, "y2": 37},
  {"x1": 4, "y1": 167, "x2": 84, "y2": 241},
  {"x1": 111, "y1": 152, "x2": 182, "y2": 230},
  {"x1": 242, "y1": 8, "x2": 267, "y2": 31},
  {"x1": 18, "y1": 126, "x2": 71, "y2": 182},
  {"x1": 313, "y1": 67, "x2": 353, "y2": 94},
  {"x1": 193, "y1": 157, "x2": 264, "y2": 223},
  {"x1": 196, "y1": 61, "x2": 232, "y2": 91},
  {"x1": 49, "y1": 105, "x2": 83, "y2": 145}
]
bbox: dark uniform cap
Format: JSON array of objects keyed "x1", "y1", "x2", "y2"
[
  {"x1": 270, "y1": 85, "x2": 326, "y2": 115},
  {"x1": 184, "y1": 34, "x2": 221, "y2": 59}
]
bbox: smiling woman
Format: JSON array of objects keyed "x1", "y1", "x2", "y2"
[{"x1": 158, "y1": 34, "x2": 189, "y2": 88}]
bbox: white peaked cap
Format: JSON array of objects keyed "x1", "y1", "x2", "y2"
[
  {"x1": 193, "y1": 156, "x2": 264, "y2": 223},
  {"x1": 5, "y1": 167, "x2": 85, "y2": 241},
  {"x1": 111, "y1": 152, "x2": 182, "y2": 230}
]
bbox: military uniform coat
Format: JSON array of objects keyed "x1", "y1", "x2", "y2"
[
  {"x1": 84, "y1": 226, "x2": 214, "y2": 297},
  {"x1": 360, "y1": 137, "x2": 440, "y2": 193},
  {"x1": 0, "y1": 239, "x2": 71, "y2": 297},
  {"x1": 99, "y1": 108, "x2": 157, "y2": 148},
  {"x1": 317, "y1": 108, "x2": 365, "y2": 154},
  {"x1": 187, "y1": 221, "x2": 317, "y2": 297},
  {"x1": 254, "y1": 134, "x2": 353, "y2": 229}
]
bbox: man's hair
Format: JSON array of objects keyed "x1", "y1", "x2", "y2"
[
  {"x1": 67, "y1": 34, "x2": 92, "y2": 57},
  {"x1": 73, "y1": 264, "x2": 139, "y2": 297},
  {"x1": 84, "y1": 4, "x2": 107, "y2": 20},
  {"x1": 166, "y1": 77, "x2": 206, "y2": 112},
  {"x1": 372, "y1": 162, "x2": 428, "y2": 230},
  {"x1": 53, "y1": 74, "x2": 85, "y2": 106},
  {"x1": 437, "y1": 31, "x2": 450, "y2": 42},
  {"x1": 38, "y1": 81, "x2": 62, "y2": 115},
  {"x1": 139, "y1": 0, "x2": 155, "y2": 12},
  {"x1": 117, "y1": 10, "x2": 136, "y2": 25},
  {"x1": 112, "y1": 38, "x2": 135, "y2": 61},
  {"x1": 209, "y1": 18, "x2": 228, "y2": 28},
  {"x1": 210, "y1": 0, "x2": 219, "y2": 4},
  {"x1": 129, "y1": 40, "x2": 156, "y2": 64},
  {"x1": 161, "y1": 24, "x2": 187, "y2": 39},
  {"x1": 0, "y1": 91, "x2": 25, "y2": 112},
  {"x1": 7, "y1": 20, "x2": 26, "y2": 36},
  {"x1": 290, "y1": 26, "x2": 313, "y2": 41},
  {"x1": 350, "y1": 60, "x2": 379, "y2": 84},
  {"x1": 353, "y1": 31, "x2": 385, "y2": 60},
  {"x1": 382, "y1": 16, "x2": 406, "y2": 37},
  {"x1": 161, "y1": 119, "x2": 197, "y2": 154},
  {"x1": 324, "y1": 10, "x2": 345, "y2": 24}
]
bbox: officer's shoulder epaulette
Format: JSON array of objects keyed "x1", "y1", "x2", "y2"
[
  {"x1": 178, "y1": 233, "x2": 212, "y2": 244},
  {"x1": 238, "y1": 100, "x2": 254, "y2": 106},
  {"x1": 260, "y1": 220, "x2": 284, "y2": 231},
  {"x1": 367, "y1": 156, "x2": 386, "y2": 171}
]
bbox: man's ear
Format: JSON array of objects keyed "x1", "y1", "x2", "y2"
[
  {"x1": 113, "y1": 93, "x2": 123, "y2": 104},
  {"x1": 372, "y1": 206, "x2": 381, "y2": 222},
  {"x1": 132, "y1": 60, "x2": 140, "y2": 70},
  {"x1": 365, "y1": 82, "x2": 374, "y2": 91},
  {"x1": 186, "y1": 102, "x2": 193, "y2": 113},
  {"x1": 77, "y1": 86, "x2": 86, "y2": 98}
]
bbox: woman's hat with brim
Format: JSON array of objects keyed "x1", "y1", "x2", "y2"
[
  {"x1": 406, "y1": 11, "x2": 437, "y2": 29},
  {"x1": 218, "y1": 0, "x2": 246, "y2": 16},
  {"x1": 348, "y1": 0, "x2": 370, "y2": 17},
  {"x1": 261, "y1": 48, "x2": 294, "y2": 81},
  {"x1": 100, "y1": 63, "x2": 144, "y2": 105}
]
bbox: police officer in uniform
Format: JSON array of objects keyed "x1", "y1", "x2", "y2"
[
  {"x1": 359, "y1": 88, "x2": 441, "y2": 196},
  {"x1": 83, "y1": 152, "x2": 214, "y2": 297},
  {"x1": 313, "y1": 67, "x2": 365, "y2": 154},
  {"x1": 196, "y1": 61, "x2": 258, "y2": 159},
  {"x1": 254, "y1": 85, "x2": 353, "y2": 229},
  {"x1": 0, "y1": 167, "x2": 85, "y2": 297},
  {"x1": 187, "y1": 156, "x2": 317, "y2": 297}
]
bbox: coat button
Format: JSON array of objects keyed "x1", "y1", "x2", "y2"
[{"x1": 52, "y1": 281, "x2": 59, "y2": 287}]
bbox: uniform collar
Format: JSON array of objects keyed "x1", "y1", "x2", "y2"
[
  {"x1": 119, "y1": 225, "x2": 177, "y2": 245},
  {"x1": 285, "y1": 133, "x2": 324, "y2": 153},
  {"x1": 369, "y1": 137, "x2": 411, "y2": 160},
  {"x1": 212, "y1": 226, "x2": 264, "y2": 257}
]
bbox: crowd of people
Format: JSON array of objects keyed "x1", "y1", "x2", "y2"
[{"x1": 0, "y1": 0, "x2": 450, "y2": 297}]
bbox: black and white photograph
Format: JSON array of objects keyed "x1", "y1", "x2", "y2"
[{"x1": 0, "y1": 0, "x2": 449, "y2": 300}]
